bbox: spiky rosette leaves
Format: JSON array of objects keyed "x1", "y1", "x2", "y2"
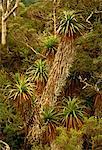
[
  {"x1": 62, "y1": 97, "x2": 85, "y2": 130},
  {"x1": 27, "y1": 59, "x2": 48, "y2": 83},
  {"x1": 7, "y1": 73, "x2": 35, "y2": 120},
  {"x1": 42, "y1": 107, "x2": 59, "y2": 143},
  {"x1": 43, "y1": 35, "x2": 58, "y2": 56},
  {"x1": 57, "y1": 11, "x2": 83, "y2": 39}
]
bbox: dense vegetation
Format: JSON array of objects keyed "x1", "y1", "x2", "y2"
[{"x1": 0, "y1": 0, "x2": 102, "y2": 150}]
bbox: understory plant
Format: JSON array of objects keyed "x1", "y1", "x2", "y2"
[
  {"x1": 43, "y1": 35, "x2": 58, "y2": 56},
  {"x1": 41, "y1": 106, "x2": 59, "y2": 144},
  {"x1": 43, "y1": 35, "x2": 59, "y2": 66},
  {"x1": 62, "y1": 97, "x2": 85, "y2": 130},
  {"x1": 51, "y1": 127, "x2": 82, "y2": 150},
  {"x1": 6, "y1": 73, "x2": 35, "y2": 123},
  {"x1": 27, "y1": 59, "x2": 48, "y2": 95}
]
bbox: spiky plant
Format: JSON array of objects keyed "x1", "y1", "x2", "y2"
[
  {"x1": 42, "y1": 107, "x2": 59, "y2": 143},
  {"x1": 27, "y1": 59, "x2": 48, "y2": 95},
  {"x1": 43, "y1": 35, "x2": 59, "y2": 67},
  {"x1": 44, "y1": 35, "x2": 58, "y2": 56},
  {"x1": 62, "y1": 97, "x2": 85, "y2": 130},
  {"x1": 27, "y1": 59, "x2": 48, "y2": 83},
  {"x1": 57, "y1": 11, "x2": 83, "y2": 39},
  {"x1": 7, "y1": 73, "x2": 35, "y2": 121},
  {"x1": 41, "y1": 11, "x2": 83, "y2": 105}
]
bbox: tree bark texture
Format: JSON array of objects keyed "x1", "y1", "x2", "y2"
[
  {"x1": 1, "y1": 16, "x2": 7, "y2": 45},
  {"x1": 0, "y1": 0, "x2": 20, "y2": 45},
  {"x1": 41, "y1": 39, "x2": 75, "y2": 105}
]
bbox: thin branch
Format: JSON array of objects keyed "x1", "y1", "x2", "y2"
[
  {"x1": 86, "y1": 10, "x2": 102, "y2": 24},
  {"x1": 4, "y1": 0, "x2": 19, "y2": 21},
  {"x1": 79, "y1": 76, "x2": 99, "y2": 92},
  {"x1": 57, "y1": 0, "x2": 61, "y2": 7},
  {"x1": 94, "y1": 10, "x2": 102, "y2": 14},
  {"x1": 6, "y1": 0, "x2": 13, "y2": 13},
  {"x1": 25, "y1": 42, "x2": 46, "y2": 59},
  {"x1": 7, "y1": 0, "x2": 10, "y2": 12},
  {"x1": 0, "y1": 1, "x2": 4, "y2": 14},
  {"x1": 86, "y1": 11, "x2": 94, "y2": 24},
  {"x1": 12, "y1": 32, "x2": 46, "y2": 58}
]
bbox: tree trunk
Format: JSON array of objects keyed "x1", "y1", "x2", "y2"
[
  {"x1": 41, "y1": 39, "x2": 75, "y2": 105},
  {"x1": 53, "y1": 0, "x2": 57, "y2": 36},
  {"x1": 94, "y1": 93, "x2": 102, "y2": 118},
  {"x1": 1, "y1": 17, "x2": 7, "y2": 45}
]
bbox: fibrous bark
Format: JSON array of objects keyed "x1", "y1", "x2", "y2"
[{"x1": 41, "y1": 38, "x2": 75, "y2": 105}]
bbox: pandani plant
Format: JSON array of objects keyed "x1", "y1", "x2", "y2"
[
  {"x1": 57, "y1": 11, "x2": 83, "y2": 39},
  {"x1": 62, "y1": 97, "x2": 85, "y2": 130},
  {"x1": 43, "y1": 35, "x2": 59, "y2": 66},
  {"x1": 41, "y1": 10, "x2": 84, "y2": 105},
  {"x1": 27, "y1": 59, "x2": 48, "y2": 95},
  {"x1": 43, "y1": 35, "x2": 58, "y2": 56},
  {"x1": 41, "y1": 106, "x2": 59, "y2": 144},
  {"x1": 7, "y1": 73, "x2": 35, "y2": 122}
]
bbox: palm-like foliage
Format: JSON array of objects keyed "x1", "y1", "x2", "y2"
[
  {"x1": 42, "y1": 107, "x2": 59, "y2": 143},
  {"x1": 8, "y1": 73, "x2": 34, "y2": 100},
  {"x1": 7, "y1": 73, "x2": 34, "y2": 117},
  {"x1": 57, "y1": 11, "x2": 83, "y2": 38},
  {"x1": 43, "y1": 35, "x2": 58, "y2": 56},
  {"x1": 41, "y1": 11, "x2": 84, "y2": 105},
  {"x1": 62, "y1": 97, "x2": 85, "y2": 130},
  {"x1": 27, "y1": 59, "x2": 48, "y2": 83}
]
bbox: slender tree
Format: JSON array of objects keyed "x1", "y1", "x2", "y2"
[
  {"x1": 53, "y1": 0, "x2": 60, "y2": 36},
  {"x1": 0, "y1": 0, "x2": 20, "y2": 45},
  {"x1": 41, "y1": 11, "x2": 83, "y2": 105},
  {"x1": 53, "y1": 0, "x2": 57, "y2": 36}
]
